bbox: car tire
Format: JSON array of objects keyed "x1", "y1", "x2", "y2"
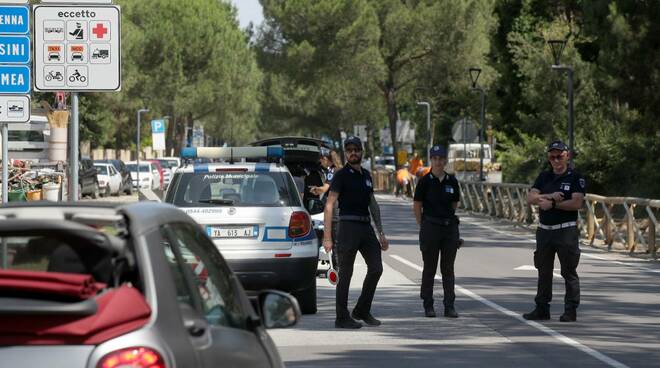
[
  {"x1": 292, "y1": 278, "x2": 317, "y2": 315},
  {"x1": 90, "y1": 182, "x2": 99, "y2": 199},
  {"x1": 125, "y1": 182, "x2": 133, "y2": 195},
  {"x1": 103, "y1": 185, "x2": 111, "y2": 197}
]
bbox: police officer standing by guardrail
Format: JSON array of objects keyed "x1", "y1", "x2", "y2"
[
  {"x1": 413, "y1": 145, "x2": 461, "y2": 318},
  {"x1": 323, "y1": 136, "x2": 389, "y2": 329},
  {"x1": 524, "y1": 140, "x2": 585, "y2": 322}
]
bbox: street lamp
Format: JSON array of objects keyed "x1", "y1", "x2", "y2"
[
  {"x1": 416, "y1": 101, "x2": 432, "y2": 165},
  {"x1": 136, "y1": 108, "x2": 149, "y2": 190},
  {"x1": 469, "y1": 67, "x2": 486, "y2": 181},
  {"x1": 548, "y1": 38, "x2": 574, "y2": 168}
]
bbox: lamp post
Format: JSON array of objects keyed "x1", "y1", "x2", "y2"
[
  {"x1": 548, "y1": 38, "x2": 574, "y2": 168},
  {"x1": 416, "y1": 101, "x2": 432, "y2": 164},
  {"x1": 469, "y1": 67, "x2": 486, "y2": 181},
  {"x1": 136, "y1": 108, "x2": 149, "y2": 190}
]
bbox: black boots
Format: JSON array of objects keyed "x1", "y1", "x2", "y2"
[
  {"x1": 335, "y1": 317, "x2": 362, "y2": 329},
  {"x1": 444, "y1": 306, "x2": 459, "y2": 318},
  {"x1": 522, "y1": 305, "x2": 551, "y2": 320},
  {"x1": 351, "y1": 310, "x2": 382, "y2": 326},
  {"x1": 559, "y1": 308, "x2": 577, "y2": 322},
  {"x1": 424, "y1": 306, "x2": 436, "y2": 318}
]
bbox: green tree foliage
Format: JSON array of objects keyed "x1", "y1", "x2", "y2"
[
  {"x1": 492, "y1": 0, "x2": 659, "y2": 197},
  {"x1": 67, "y1": 0, "x2": 261, "y2": 153},
  {"x1": 258, "y1": 0, "x2": 495, "y2": 164}
]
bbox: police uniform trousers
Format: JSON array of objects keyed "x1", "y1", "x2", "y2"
[
  {"x1": 534, "y1": 227, "x2": 581, "y2": 309},
  {"x1": 335, "y1": 220, "x2": 383, "y2": 320},
  {"x1": 419, "y1": 219, "x2": 459, "y2": 308}
]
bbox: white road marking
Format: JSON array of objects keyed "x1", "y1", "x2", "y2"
[
  {"x1": 389, "y1": 254, "x2": 630, "y2": 368},
  {"x1": 514, "y1": 265, "x2": 561, "y2": 278},
  {"x1": 462, "y1": 218, "x2": 660, "y2": 274}
]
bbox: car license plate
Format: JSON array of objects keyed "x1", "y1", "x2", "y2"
[{"x1": 207, "y1": 226, "x2": 257, "y2": 238}]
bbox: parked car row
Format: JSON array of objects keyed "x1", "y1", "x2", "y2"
[{"x1": 90, "y1": 157, "x2": 181, "y2": 196}]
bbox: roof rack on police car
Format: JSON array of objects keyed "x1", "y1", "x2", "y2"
[{"x1": 180, "y1": 146, "x2": 284, "y2": 164}]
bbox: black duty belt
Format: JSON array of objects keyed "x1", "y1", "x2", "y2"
[
  {"x1": 339, "y1": 215, "x2": 371, "y2": 223},
  {"x1": 423, "y1": 216, "x2": 454, "y2": 226}
]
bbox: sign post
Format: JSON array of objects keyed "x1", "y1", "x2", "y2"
[
  {"x1": 33, "y1": 3, "x2": 121, "y2": 201},
  {"x1": 0, "y1": 3, "x2": 30, "y2": 205},
  {"x1": 151, "y1": 119, "x2": 166, "y2": 152}
]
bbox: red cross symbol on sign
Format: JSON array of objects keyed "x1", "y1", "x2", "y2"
[{"x1": 92, "y1": 23, "x2": 108, "y2": 39}]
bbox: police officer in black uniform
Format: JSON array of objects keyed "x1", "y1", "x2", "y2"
[
  {"x1": 413, "y1": 145, "x2": 461, "y2": 318},
  {"x1": 523, "y1": 140, "x2": 585, "y2": 322},
  {"x1": 323, "y1": 136, "x2": 389, "y2": 329}
]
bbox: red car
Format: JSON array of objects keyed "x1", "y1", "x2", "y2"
[{"x1": 147, "y1": 159, "x2": 165, "y2": 190}]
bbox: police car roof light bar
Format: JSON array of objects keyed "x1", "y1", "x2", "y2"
[{"x1": 180, "y1": 146, "x2": 284, "y2": 162}]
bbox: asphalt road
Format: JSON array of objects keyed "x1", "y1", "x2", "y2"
[{"x1": 270, "y1": 194, "x2": 660, "y2": 368}]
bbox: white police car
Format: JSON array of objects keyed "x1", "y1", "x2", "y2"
[{"x1": 164, "y1": 146, "x2": 319, "y2": 314}]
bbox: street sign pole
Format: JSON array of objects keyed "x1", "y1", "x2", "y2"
[
  {"x1": 2, "y1": 123, "x2": 7, "y2": 204},
  {"x1": 70, "y1": 93, "x2": 79, "y2": 201}
]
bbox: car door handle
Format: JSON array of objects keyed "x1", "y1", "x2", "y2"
[{"x1": 184, "y1": 317, "x2": 207, "y2": 337}]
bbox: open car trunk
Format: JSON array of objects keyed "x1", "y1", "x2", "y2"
[{"x1": 0, "y1": 220, "x2": 151, "y2": 348}]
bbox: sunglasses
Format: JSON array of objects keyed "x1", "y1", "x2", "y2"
[
  {"x1": 548, "y1": 153, "x2": 566, "y2": 161},
  {"x1": 345, "y1": 148, "x2": 362, "y2": 153}
]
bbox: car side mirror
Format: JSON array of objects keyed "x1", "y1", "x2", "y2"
[
  {"x1": 307, "y1": 198, "x2": 325, "y2": 215},
  {"x1": 258, "y1": 290, "x2": 300, "y2": 329}
]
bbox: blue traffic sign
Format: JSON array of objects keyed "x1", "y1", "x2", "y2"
[
  {"x1": 151, "y1": 119, "x2": 166, "y2": 133},
  {"x1": 0, "y1": 65, "x2": 30, "y2": 94},
  {"x1": 0, "y1": 6, "x2": 29, "y2": 35},
  {"x1": 0, "y1": 35, "x2": 29, "y2": 64}
]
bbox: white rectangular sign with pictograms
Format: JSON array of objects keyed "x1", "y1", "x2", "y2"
[{"x1": 33, "y1": 5, "x2": 120, "y2": 91}]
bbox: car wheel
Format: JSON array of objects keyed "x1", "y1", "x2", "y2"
[
  {"x1": 292, "y1": 278, "x2": 317, "y2": 315},
  {"x1": 90, "y1": 182, "x2": 99, "y2": 199},
  {"x1": 125, "y1": 182, "x2": 133, "y2": 195}
]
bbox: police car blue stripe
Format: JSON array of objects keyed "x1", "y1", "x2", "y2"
[
  {"x1": 193, "y1": 164, "x2": 209, "y2": 173},
  {"x1": 262, "y1": 227, "x2": 316, "y2": 242},
  {"x1": 255, "y1": 163, "x2": 270, "y2": 172}
]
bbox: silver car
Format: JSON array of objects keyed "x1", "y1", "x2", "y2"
[{"x1": 0, "y1": 202, "x2": 299, "y2": 367}]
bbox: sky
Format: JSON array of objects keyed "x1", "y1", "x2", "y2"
[{"x1": 232, "y1": 0, "x2": 264, "y2": 29}]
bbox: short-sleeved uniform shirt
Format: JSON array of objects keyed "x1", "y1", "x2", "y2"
[
  {"x1": 532, "y1": 169, "x2": 586, "y2": 225},
  {"x1": 413, "y1": 171, "x2": 460, "y2": 219},
  {"x1": 329, "y1": 163, "x2": 373, "y2": 217}
]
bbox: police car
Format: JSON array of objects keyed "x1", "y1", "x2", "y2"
[{"x1": 164, "y1": 146, "x2": 319, "y2": 314}]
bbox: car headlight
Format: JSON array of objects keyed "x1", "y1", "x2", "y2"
[{"x1": 98, "y1": 180, "x2": 106, "y2": 186}]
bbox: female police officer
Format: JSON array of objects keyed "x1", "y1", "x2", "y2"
[{"x1": 413, "y1": 145, "x2": 460, "y2": 318}]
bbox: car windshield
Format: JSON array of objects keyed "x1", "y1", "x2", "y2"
[
  {"x1": 126, "y1": 164, "x2": 151, "y2": 173},
  {"x1": 158, "y1": 160, "x2": 177, "y2": 169},
  {"x1": 94, "y1": 165, "x2": 109, "y2": 175},
  {"x1": 168, "y1": 171, "x2": 300, "y2": 208}
]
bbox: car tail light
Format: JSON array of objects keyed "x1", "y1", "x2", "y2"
[
  {"x1": 97, "y1": 347, "x2": 166, "y2": 368},
  {"x1": 288, "y1": 211, "x2": 311, "y2": 238}
]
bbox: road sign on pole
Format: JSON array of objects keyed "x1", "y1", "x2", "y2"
[
  {"x1": 151, "y1": 119, "x2": 166, "y2": 151},
  {"x1": 34, "y1": 5, "x2": 121, "y2": 91}
]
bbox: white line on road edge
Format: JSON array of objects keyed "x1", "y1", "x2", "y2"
[
  {"x1": 389, "y1": 254, "x2": 630, "y2": 368},
  {"x1": 463, "y1": 218, "x2": 660, "y2": 274}
]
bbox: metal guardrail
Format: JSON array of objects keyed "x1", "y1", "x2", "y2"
[{"x1": 458, "y1": 181, "x2": 659, "y2": 258}]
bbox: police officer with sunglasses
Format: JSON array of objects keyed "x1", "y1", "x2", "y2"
[
  {"x1": 523, "y1": 140, "x2": 585, "y2": 322},
  {"x1": 323, "y1": 136, "x2": 389, "y2": 329},
  {"x1": 413, "y1": 145, "x2": 461, "y2": 318}
]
